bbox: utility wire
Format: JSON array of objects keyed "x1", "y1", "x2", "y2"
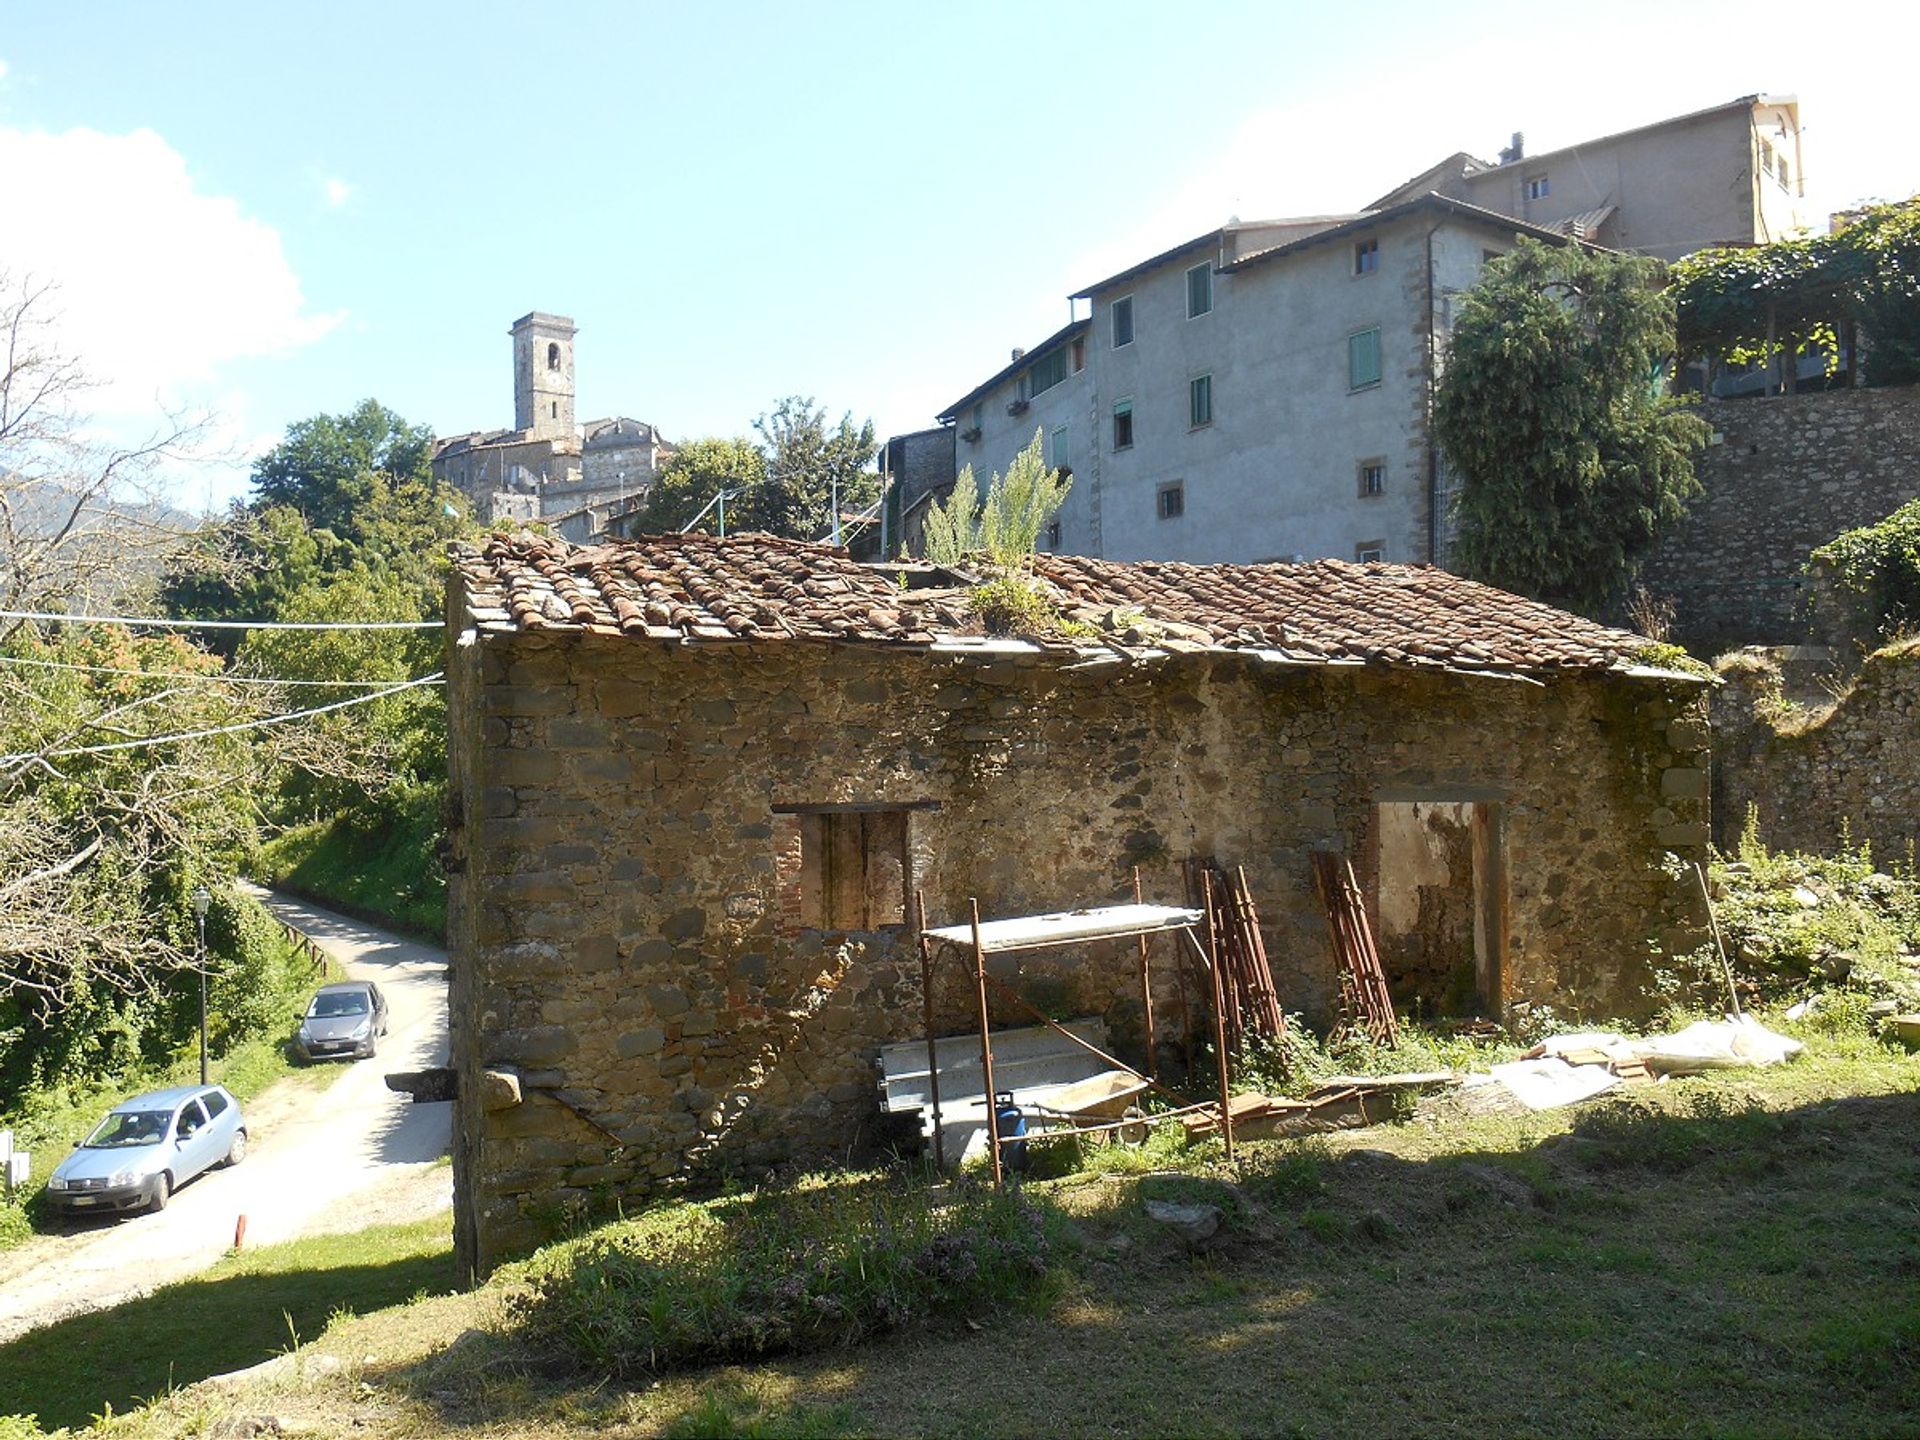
[
  {"x1": 0, "y1": 608, "x2": 440, "y2": 631},
  {"x1": 0, "y1": 654, "x2": 446, "y2": 688},
  {"x1": 0, "y1": 673, "x2": 445, "y2": 768}
]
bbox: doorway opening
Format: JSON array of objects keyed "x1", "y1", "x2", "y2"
[{"x1": 1372, "y1": 796, "x2": 1507, "y2": 1016}]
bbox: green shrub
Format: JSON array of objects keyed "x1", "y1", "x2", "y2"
[
  {"x1": 1808, "y1": 498, "x2": 1920, "y2": 645},
  {"x1": 509, "y1": 1175, "x2": 1066, "y2": 1376},
  {"x1": 970, "y1": 575, "x2": 1063, "y2": 636}
]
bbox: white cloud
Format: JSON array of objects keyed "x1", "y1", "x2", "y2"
[
  {"x1": 322, "y1": 176, "x2": 352, "y2": 210},
  {"x1": 0, "y1": 126, "x2": 342, "y2": 413}
]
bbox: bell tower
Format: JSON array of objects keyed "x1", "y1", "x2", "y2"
[{"x1": 511, "y1": 311, "x2": 577, "y2": 440}]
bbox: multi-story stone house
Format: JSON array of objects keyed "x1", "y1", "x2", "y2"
[
  {"x1": 928, "y1": 95, "x2": 1810, "y2": 568},
  {"x1": 1377, "y1": 94, "x2": 1808, "y2": 260},
  {"x1": 939, "y1": 197, "x2": 1565, "y2": 566},
  {"x1": 432, "y1": 312, "x2": 673, "y2": 528}
]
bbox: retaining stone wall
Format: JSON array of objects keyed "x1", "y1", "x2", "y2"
[
  {"x1": 446, "y1": 632, "x2": 1707, "y2": 1277},
  {"x1": 1640, "y1": 386, "x2": 1920, "y2": 655},
  {"x1": 1712, "y1": 645, "x2": 1920, "y2": 860}
]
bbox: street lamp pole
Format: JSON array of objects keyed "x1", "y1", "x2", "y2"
[{"x1": 192, "y1": 885, "x2": 212, "y2": 1085}]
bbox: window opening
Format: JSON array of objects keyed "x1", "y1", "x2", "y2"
[
  {"x1": 1112, "y1": 398, "x2": 1134, "y2": 450},
  {"x1": 1359, "y1": 460, "x2": 1386, "y2": 497},
  {"x1": 1186, "y1": 261, "x2": 1213, "y2": 318},
  {"x1": 1112, "y1": 295, "x2": 1135, "y2": 348},
  {"x1": 1189, "y1": 373, "x2": 1213, "y2": 428},
  {"x1": 1354, "y1": 239, "x2": 1379, "y2": 275},
  {"x1": 547, "y1": 342, "x2": 560, "y2": 370},
  {"x1": 793, "y1": 809, "x2": 909, "y2": 930},
  {"x1": 1157, "y1": 481, "x2": 1185, "y2": 520}
]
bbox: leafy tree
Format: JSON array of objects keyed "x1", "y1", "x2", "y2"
[
  {"x1": 626, "y1": 436, "x2": 768, "y2": 534},
  {"x1": 1435, "y1": 240, "x2": 1709, "y2": 613},
  {"x1": 250, "y1": 399, "x2": 435, "y2": 537},
  {"x1": 625, "y1": 399, "x2": 879, "y2": 543},
  {"x1": 753, "y1": 395, "x2": 879, "y2": 541}
]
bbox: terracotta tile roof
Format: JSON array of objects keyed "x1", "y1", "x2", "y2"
[
  {"x1": 456, "y1": 532, "x2": 970, "y2": 645},
  {"x1": 454, "y1": 532, "x2": 1662, "y2": 677},
  {"x1": 1030, "y1": 553, "x2": 1648, "y2": 674}
]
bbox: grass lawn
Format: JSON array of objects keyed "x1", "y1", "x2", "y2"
[
  {"x1": 0, "y1": 1215, "x2": 454, "y2": 1432},
  {"x1": 78, "y1": 1012, "x2": 1920, "y2": 1439}
]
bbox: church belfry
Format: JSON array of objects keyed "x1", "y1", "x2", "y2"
[{"x1": 511, "y1": 311, "x2": 577, "y2": 440}]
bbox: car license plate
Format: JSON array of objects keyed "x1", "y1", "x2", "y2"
[{"x1": 71, "y1": 1195, "x2": 96, "y2": 1206}]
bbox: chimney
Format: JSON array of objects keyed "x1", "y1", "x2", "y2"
[
  {"x1": 1010, "y1": 348, "x2": 1026, "y2": 362},
  {"x1": 1498, "y1": 131, "x2": 1525, "y2": 165}
]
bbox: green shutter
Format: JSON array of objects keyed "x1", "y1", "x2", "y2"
[{"x1": 1349, "y1": 329, "x2": 1381, "y2": 389}]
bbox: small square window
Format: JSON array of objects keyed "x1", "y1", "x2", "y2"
[
  {"x1": 1189, "y1": 373, "x2": 1213, "y2": 428},
  {"x1": 1112, "y1": 296, "x2": 1135, "y2": 348},
  {"x1": 791, "y1": 809, "x2": 909, "y2": 930},
  {"x1": 1045, "y1": 521, "x2": 1061, "y2": 550},
  {"x1": 1525, "y1": 174, "x2": 1549, "y2": 201},
  {"x1": 1157, "y1": 482, "x2": 1185, "y2": 520},
  {"x1": 1358, "y1": 460, "x2": 1386, "y2": 497},
  {"x1": 1354, "y1": 239, "x2": 1379, "y2": 275},
  {"x1": 1186, "y1": 261, "x2": 1213, "y2": 318},
  {"x1": 1112, "y1": 399, "x2": 1134, "y2": 451},
  {"x1": 1355, "y1": 541, "x2": 1384, "y2": 564},
  {"x1": 1348, "y1": 328, "x2": 1382, "y2": 390}
]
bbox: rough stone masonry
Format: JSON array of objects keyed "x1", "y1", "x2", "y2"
[{"x1": 444, "y1": 533, "x2": 1710, "y2": 1277}]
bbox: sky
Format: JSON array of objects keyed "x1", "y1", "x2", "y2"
[{"x1": 2, "y1": 0, "x2": 1915, "y2": 510}]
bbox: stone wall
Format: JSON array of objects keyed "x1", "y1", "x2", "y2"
[
  {"x1": 1712, "y1": 644, "x2": 1920, "y2": 860},
  {"x1": 445, "y1": 628, "x2": 1708, "y2": 1277},
  {"x1": 1640, "y1": 385, "x2": 1920, "y2": 655}
]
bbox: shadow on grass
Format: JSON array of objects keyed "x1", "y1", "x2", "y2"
[
  {"x1": 0, "y1": 1243, "x2": 453, "y2": 1430},
  {"x1": 381, "y1": 1087, "x2": 1920, "y2": 1438}
]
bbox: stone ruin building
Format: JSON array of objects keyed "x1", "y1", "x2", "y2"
[{"x1": 444, "y1": 531, "x2": 1711, "y2": 1276}]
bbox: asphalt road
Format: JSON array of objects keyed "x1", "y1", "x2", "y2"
[{"x1": 0, "y1": 890, "x2": 452, "y2": 1344}]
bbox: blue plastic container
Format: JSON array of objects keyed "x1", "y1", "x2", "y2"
[{"x1": 994, "y1": 1091, "x2": 1028, "y2": 1173}]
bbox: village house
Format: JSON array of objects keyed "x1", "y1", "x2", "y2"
[
  {"x1": 941, "y1": 197, "x2": 1571, "y2": 570},
  {"x1": 924, "y1": 94, "x2": 1811, "y2": 570},
  {"x1": 444, "y1": 532, "x2": 1710, "y2": 1276},
  {"x1": 1376, "y1": 94, "x2": 1808, "y2": 261}
]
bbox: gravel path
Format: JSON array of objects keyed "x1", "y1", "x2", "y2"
[{"x1": 0, "y1": 890, "x2": 452, "y2": 1343}]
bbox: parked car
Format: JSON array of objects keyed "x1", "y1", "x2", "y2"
[
  {"x1": 44, "y1": 1084, "x2": 247, "y2": 1217},
  {"x1": 294, "y1": 979, "x2": 390, "y2": 1062}
]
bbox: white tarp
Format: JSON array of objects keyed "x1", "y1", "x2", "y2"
[
  {"x1": 1633, "y1": 1015, "x2": 1806, "y2": 1074},
  {"x1": 1483, "y1": 1015, "x2": 1805, "y2": 1110},
  {"x1": 1486, "y1": 1056, "x2": 1622, "y2": 1111}
]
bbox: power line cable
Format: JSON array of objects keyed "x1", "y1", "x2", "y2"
[
  {"x1": 0, "y1": 609, "x2": 440, "y2": 631},
  {"x1": 0, "y1": 654, "x2": 445, "y2": 688},
  {"x1": 0, "y1": 672, "x2": 445, "y2": 768}
]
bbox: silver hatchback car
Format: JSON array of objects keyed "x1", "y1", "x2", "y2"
[
  {"x1": 45, "y1": 1084, "x2": 247, "y2": 1217},
  {"x1": 294, "y1": 980, "x2": 390, "y2": 1062}
]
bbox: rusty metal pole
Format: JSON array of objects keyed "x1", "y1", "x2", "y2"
[
  {"x1": 969, "y1": 898, "x2": 1003, "y2": 1190},
  {"x1": 1201, "y1": 871, "x2": 1235, "y2": 1161},
  {"x1": 914, "y1": 890, "x2": 947, "y2": 1172},
  {"x1": 1133, "y1": 867, "x2": 1158, "y2": 1083}
]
